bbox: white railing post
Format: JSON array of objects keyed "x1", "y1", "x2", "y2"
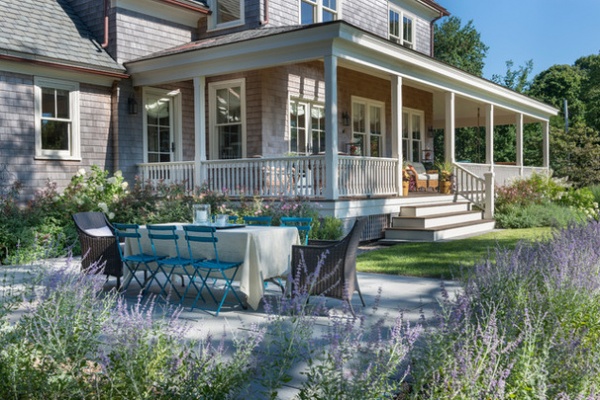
[{"x1": 484, "y1": 171, "x2": 495, "y2": 219}]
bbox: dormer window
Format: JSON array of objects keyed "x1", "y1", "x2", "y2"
[
  {"x1": 300, "y1": 0, "x2": 337, "y2": 25},
  {"x1": 389, "y1": 5, "x2": 414, "y2": 49},
  {"x1": 210, "y1": 0, "x2": 244, "y2": 29}
]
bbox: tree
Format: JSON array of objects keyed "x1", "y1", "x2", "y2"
[
  {"x1": 550, "y1": 123, "x2": 600, "y2": 187},
  {"x1": 528, "y1": 64, "x2": 585, "y2": 129},
  {"x1": 575, "y1": 53, "x2": 600, "y2": 131},
  {"x1": 492, "y1": 60, "x2": 534, "y2": 93},
  {"x1": 434, "y1": 16, "x2": 489, "y2": 77}
]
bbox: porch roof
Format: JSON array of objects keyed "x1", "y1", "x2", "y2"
[{"x1": 125, "y1": 20, "x2": 558, "y2": 123}]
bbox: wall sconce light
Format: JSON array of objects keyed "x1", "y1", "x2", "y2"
[
  {"x1": 128, "y1": 95, "x2": 138, "y2": 115},
  {"x1": 341, "y1": 111, "x2": 350, "y2": 126}
]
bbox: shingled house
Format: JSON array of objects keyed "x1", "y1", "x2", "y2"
[{"x1": 0, "y1": 0, "x2": 557, "y2": 240}]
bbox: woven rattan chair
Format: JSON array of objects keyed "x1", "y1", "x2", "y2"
[
  {"x1": 72, "y1": 212, "x2": 123, "y2": 288},
  {"x1": 289, "y1": 217, "x2": 367, "y2": 315}
]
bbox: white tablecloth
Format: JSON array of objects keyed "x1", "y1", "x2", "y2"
[{"x1": 123, "y1": 223, "x2": 300, "y2": 310}]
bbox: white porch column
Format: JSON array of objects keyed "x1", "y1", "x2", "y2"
[
  {"x1": 516, "y1": 113, "x2": 523, "y2": 167},
  {"x1": 324, "y1": 54, "x2": 339, "y2": 200},
  {"x1": 485, "y1": 104, "x2": 494, "y2": 169},
  {"x1": 391, "y1": 74, "x2": 403, "y2": 196},
  {"x1": 542, "y1": 120, "x2": 550, "y2": 168},
  {"x1": 194, "y1": 76, "x2": 207, "y2": 186},
  {"x1": 484, "y1": 172, "x2": 495, "y2": 219},
  {"x1": 444, "y1": 92, "x2": 455, "y2": 162}
]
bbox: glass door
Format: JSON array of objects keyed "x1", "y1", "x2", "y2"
[{"x1": 145, "y1": 94, "x2": 173, "y2": 163}]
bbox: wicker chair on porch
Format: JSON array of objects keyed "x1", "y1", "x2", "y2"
[
  {"x1": 289, "y1": 217, "x2": 367, "y2": 315},
  {"x1": 72, "y1": 212, "x2": 123, "y2": 288},
  {"x1": 407, "y1": 162, "x2": 439, "y2": 192}
]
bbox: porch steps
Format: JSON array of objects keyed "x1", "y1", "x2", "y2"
[{"x1": 381, "y1": 201, "x2": 496, "y2": 242}]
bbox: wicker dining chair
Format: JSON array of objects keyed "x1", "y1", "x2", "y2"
[
  {"x1": 289, "y1": 217, "x2": 367, "y2": 315},
  {"x1": 72, "y1": 212, "x2": 123, "y2": 288}
]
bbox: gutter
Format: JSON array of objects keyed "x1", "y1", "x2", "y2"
[{"x1": 0, "y1": 54, "x2": 129, "y2": 79}]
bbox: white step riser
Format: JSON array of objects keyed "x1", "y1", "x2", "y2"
[
  {"x1": 384, "y1": 221, "x2": 496, "y2": 242},
  {"x1": 401, "y1": 203, "x2": 470, "y2": 217},
  {"x1": 394, "y1": 212, "x2": 482, "y2": 229}
]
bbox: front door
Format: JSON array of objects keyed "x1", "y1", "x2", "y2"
[{"x1": 145, "y1": 92, "x2": 174, "y2": 163}]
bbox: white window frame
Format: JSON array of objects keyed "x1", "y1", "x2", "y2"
[
  {"x1": 299, "y1": 0, "x2": 339, "y2": 25},
  {"x1": 402, "y1": 107, "x2": 424, "y2": 162},
  {"x1": 209, "y1": 79, "x2": 246, "y2": 160},
  {"x1": 208, "y1": 0, "x2": 245, "y2": 31},
  {"x1": 142, "y1": 87, "x2": 183, "y2": 163},
  {"x1": 289, "y1": 97, "x2": 326, "y2": 155},
  {"x1": 351, "y1": 96, "x2": 386, "y2": 157},
  {"x1": 34, "y1": 76, "x2": 80, "y2": 160},
  {"x1": 388, "y1": 4, "x2": 415, "y2": 49}
]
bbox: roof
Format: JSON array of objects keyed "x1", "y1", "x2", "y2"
[
  {"x1": 0, "y1": 0, "x2": 125, "y2": 74},
  {"x1": 129, "y1": 24, "x2": 311, "y2": 63}
]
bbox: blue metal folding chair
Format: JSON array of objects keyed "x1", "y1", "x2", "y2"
[
  {"x1": 146, "y1": 224, "x2": 201, "y2": 301},
  {"x1": 183, "y1": 225, "x2": 246, "y2": 316},
  {"x1": 280, "y1": 217, "x2": 312, "y2": 245},
  {"x1": 112, "y1": 223, "x2": 166, "y2": 292},
  {"x1": 228, "y1": 215, "x2": 239, "y2": 224},
  {"x1": 243, "y1": 216, "x2": 273, "y2": 226}
]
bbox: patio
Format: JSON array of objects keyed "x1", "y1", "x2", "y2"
[{"x1": 6, "y1": 255, "x2": 461, "y2": 398}]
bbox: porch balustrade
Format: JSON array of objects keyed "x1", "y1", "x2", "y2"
[{"x1": 138, "y1": 155, "x2": 400, "y2": 199}]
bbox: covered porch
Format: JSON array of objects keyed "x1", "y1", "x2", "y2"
[{"x1": 125, "y1": 21, "x2": 558, "y2": 226}]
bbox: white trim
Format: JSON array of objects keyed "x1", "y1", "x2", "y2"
[
  {"x1": 33, "y1": 76, "x2": 80, "y2": 160},
  {"x1": 142, "y1": 87, "x2": 183, "y2": 163},
  {"x1": 207, "y1": 0, "x2": 245, "y2": 31},
  {"x1": 1, "y1": 59, "x2": 119, "y2": 87},
  {"x1": 208, "y1": 78, "x2": 247, "y2": 159}
]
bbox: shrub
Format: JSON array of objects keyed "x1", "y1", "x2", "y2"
[{"x1": 495, "y1": 202, "x2": 588, "y2": 229}]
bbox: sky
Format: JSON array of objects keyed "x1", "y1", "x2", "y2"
[{"x1": 435, "y1": 0, "x2": 600, "y2": 81}]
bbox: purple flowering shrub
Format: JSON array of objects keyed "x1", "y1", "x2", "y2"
[{"x1": 409, "y1": 221, "x2": 600, "y2": 398}]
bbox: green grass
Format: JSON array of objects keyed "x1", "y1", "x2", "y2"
[{"x1": 357, "y1": 228, "x2": 553, "y2": 280}]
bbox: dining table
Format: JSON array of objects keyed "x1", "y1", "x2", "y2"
[{"x1": 122, "y1": 223, "x2": 300, "y2": 310}]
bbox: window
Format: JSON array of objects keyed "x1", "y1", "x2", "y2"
[
  {"x1": 289, "y1": 99, "x2": 326, "y2": 154},
  {"x1": 389, "y1": 5, "x2": 414, "y2": 49},
  {"x1": 209, "y1": 79, "x2": 246, "y2": 159},
  {"x1": 402, "y1": 109, "x2": 423, "y2": 161},
  {"x1": 34, "y1": 77, "x2": 80, "y2": 160},
  {"x1": 300, "y1": 0, "x2": 337, "y2": 25},
  {"x1": 352, "y1": 97, "x2": 385, "y2": 157},
  {"x1": 211, "y1": 0, "x2": 243, "y2": 29}
]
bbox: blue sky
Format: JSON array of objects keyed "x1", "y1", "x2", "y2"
[{"x1": 435, "y1": 0, "x2": 600, "y2": 80}]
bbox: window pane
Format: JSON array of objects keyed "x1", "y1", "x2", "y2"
[
  {"x1": 412, "y1": 114, "x2": 421, "y2": 140},
  {"x1": 403, "y1": 16, "x2": 413, "y2": 44},
  {"x1": 323, "y1": 0, "x2": 336, "y2": 9},
  {"x1": 322, "y1": 10, "x2": 334, "y2": 22},
  {"x1": 148, "y1": 126, "x2": 158, "y2": 152},
  {"x1": 216, "y1": 87, "x2": 241, "y2": 124},
  {"x1": 41, "y1": 120, "x2": 69, "y2": 150},
  {"x1": 389, "y1": 10, "x2": 399, "y2": 38},
  {"x1": 402, "y1": 112, "x2": 409, "y2": 139},
  {"x1": 228, "y1": 87, "x2": 241, "y2": 122},
  {"x1": 56, "y1": 89, "x2": 70, "y2": 119},
  {"x1": 370, "y1": 136, "x2": 380, "y2": 157},
  {"x1": 42, "y1": 88, "x2": 55, "y2": 118},
  {"x1": 218, "y1": 125, "x2": 241, "y2": 159},
  {"x1": 353, "y1": 103, "x2": 365, "y2": 133},
  {"x1": 301, "y1": 1, "x2": 315, "y2": 24},
  {"x1": 217, "y1": 0, "x2": 240, "y2": 23},
  {"x1": 370, "y1": 105, "x2": 381, "y2": 135},
  {"x1": 159, "y1": 128, "x2": 170, "y2": 153}
]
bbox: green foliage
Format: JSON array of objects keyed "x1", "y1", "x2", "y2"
[
  {"x1": 492, "y1": 59, "x2": 534, "y2": 93},
  {"x1": 434, "y1": 16, "x2": 489, "y2": 77},
  {"x1": 0, "y1": 168, "x2": 344, "y2": 264},
  {"x1": 550, "y1": 124, "x2": 600, "y2": 187},
  {"x1": 495, "y1": 173, "x2": 599, "y2": 229}
]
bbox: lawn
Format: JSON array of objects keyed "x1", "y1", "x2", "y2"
[{"x1": 357, "y1": 227, "x2": 553, "y2": 280}]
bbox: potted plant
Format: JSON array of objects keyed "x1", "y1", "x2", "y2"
[
  {"x1": 436, "y1": 161, "x2": 454, "y2": 194},
  {"x1": 402, "y1": 161, "x2": 411, "y2": 196}
]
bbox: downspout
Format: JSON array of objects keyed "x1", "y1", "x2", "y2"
[
  {"x1": 101, "y1": 0, "x2": 110, "y2": 48},
  {"x1": 111, "y1": 81, "x2": 120, "y2": 172},
  {"x1": 429, "y1": 14, "x2": 443, "y2": 56},
  {"x1": 260, "y1": 0, "x2": 269, "y2": 25}
]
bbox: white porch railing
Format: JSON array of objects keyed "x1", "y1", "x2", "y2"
[
  {"x1": 453, "y1": 163, "x2": 487, "y2": 210},
  {"x1": 138, "y1": 161, "x2": 196, "y2": 192},
  {"x1": 138, "y1": 156, "x2": 399, "y2": 198},
  {"x1": 456, "y1": 163, "x2": 549, "y2": 186}
]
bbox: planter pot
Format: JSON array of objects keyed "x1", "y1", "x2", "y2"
[
  {"x1": 440, "y1": 181, "x2": 452, "y2": 194},
  {"x1": 402, "y1": 181, "x2": 409, "y2": 196}
]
